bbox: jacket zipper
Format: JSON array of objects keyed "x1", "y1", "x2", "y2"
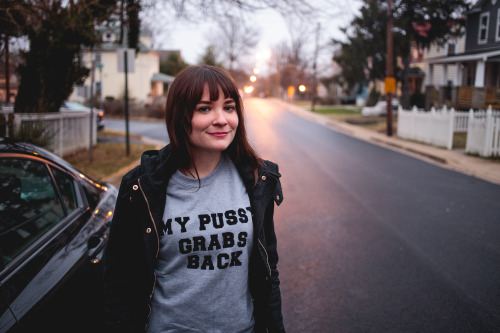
[
  {"x1": 258, "y1": 239, "x2": 272, "y2": 277},
  {"x1": 138, "y1": 178, "x2": 159, "y2": 329},
  {"x1": 255, "y1": 177, "x2": 272, "y2": 278}
]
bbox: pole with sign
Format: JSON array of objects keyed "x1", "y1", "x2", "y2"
[
  {"x1": 117, "y1": 48, "x2": 135, "y2": 156},
  {"x1": 89, "y1": 59, "x2": 95, "y2": 163},
  {"x1": 385, "y1": 0, "x2": 394, "y2": 136},
  {"x1": 97, "y1": 62, "x2": 103, "y2": 110}
]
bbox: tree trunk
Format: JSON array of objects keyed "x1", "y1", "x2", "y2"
[
  {"x1": 5, "y1": 35, "x2": 10, "y2": 104},
  {"x1": 400, "y1": 53, "x2": 411, "y2": 109}
]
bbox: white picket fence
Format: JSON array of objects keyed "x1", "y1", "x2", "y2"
[
  {"x1": 465, "y1": 107, "x2": 500, "y2": 157},
  {"x1": 0, "y1": 109, "x2": 97, "y2": 157},
  {"x1": 397, "y1": 105, "x2": 500, "y2": 157}
]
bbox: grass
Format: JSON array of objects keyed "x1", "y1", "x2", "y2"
[
  {"x1": 301, "y1": 105, "x2": 472, "y2": 149},
  {"x1": 453, "y1": 133, "x2": 467, "y2": 148},
  {"x1": 64, "y1": 130, "x2": 157, "y2": 182},
  {"x1": 309, "y1": 107, "x2": 360, "y2": 115},
  {"x1": 307, "y1": 105, "x2": 397, "y2": 134}
]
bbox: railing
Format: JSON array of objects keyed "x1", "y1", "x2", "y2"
[
  {"x1": 0, "y1": 108, "x2": 96, "y2": 157},
  {"x1": 485, "y1": 87, "x2": 500, "y2": 109},
  {"x1": 458, "y1": 86, "x2": 473, "y2": 109}
]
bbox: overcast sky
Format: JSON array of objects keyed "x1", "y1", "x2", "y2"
[{"x1": 144, "y1": 0, "x2": 362, "y2": 73}]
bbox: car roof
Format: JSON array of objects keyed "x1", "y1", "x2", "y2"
[{"x1": 0, "y1": 137, "x2": 83, "y2": 175}]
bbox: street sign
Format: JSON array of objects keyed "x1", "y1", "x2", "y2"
[
  {"x1": 117, "y1": 48, "x2": 135, "y2": 73},
  {"x1": 385, "y1": 77, "x2": 396, "y2": 94}
]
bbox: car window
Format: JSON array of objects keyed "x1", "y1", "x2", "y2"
[
  {"x1": 0, "y1": 158, "x2": 65, "y2": 268},
  {"x1": 50, "y1": 166, "x2": 78, "y2": 214}
]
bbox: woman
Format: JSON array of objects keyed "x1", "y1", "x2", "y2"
[{"x1": 103, "y1": 65, "x2": 285, "y2": 333}]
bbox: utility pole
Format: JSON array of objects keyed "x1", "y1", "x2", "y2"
[
  {"x1": 385, "y1": 0, "x2": 394, "y2": 136},
  {"x1": 124, "y1": 50, "x2": 130, "y2": 156},
  {"x1": 311, "y1": 23, "x2": 320, "y2": 112}
]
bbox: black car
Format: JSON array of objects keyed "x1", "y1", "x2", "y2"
[{"x1": 0, "y1": 138, "x2": 118, "y2": 332}]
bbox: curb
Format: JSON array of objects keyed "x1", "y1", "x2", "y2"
[
  {"x1": 102, "y1": 136, "x2": 166, "y2": 187},
  {"x1": 268, "y1": 98, "x2": 500, "y2": 185}
]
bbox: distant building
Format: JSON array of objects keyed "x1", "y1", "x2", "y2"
[
  {"x1": 0, "y1": 51, "x2": 21, "y2": 105},
  {"x1": 69, "y1": 26, "x2": 175, "y2": 105}
]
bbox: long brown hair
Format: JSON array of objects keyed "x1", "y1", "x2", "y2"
[{"x1": 165, "y1": 65, "x2": 260, "y2": 172}]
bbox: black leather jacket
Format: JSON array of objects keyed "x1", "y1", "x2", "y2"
[{"x1": 103, "y1": 145, "x2": 285, "y2": 333}]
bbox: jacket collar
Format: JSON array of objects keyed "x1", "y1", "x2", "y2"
[{"x1": 136, "y1": 145, "x2": 277, "y2": 235}]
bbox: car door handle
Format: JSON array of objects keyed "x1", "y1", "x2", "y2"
[{"x1": 87, "y1": 235, "x2": 106, "y2": 263}]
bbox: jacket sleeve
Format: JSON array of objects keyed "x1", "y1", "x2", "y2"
[
  {"x1": 103, "y1": 174, "x2": 148, "y2": 333},
  {"x1": 264, "y1": 164, "x2": 286, "y2": 333}
]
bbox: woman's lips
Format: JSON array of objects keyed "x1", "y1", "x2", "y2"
[{"x1": 209, "y1": 132, "x2": 228, "y2": 137}]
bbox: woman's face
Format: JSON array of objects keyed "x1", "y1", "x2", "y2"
[{"x1": 189, "y1": 84, "x2": 239, "y2": 156}]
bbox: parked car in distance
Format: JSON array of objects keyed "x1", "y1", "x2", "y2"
[
  {"x1": 0, "y1": 137, "x2": 118, "y2": 333},
  {"x1": 62, "y1": 101, "x2": 105, "y2": 131},
  {"x1": 361, "y1": 100, "x2": 400, "y2": 117}
]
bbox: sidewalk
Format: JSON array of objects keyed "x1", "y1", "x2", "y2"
[{"x1": 269, "y1": 98, "x2": 500, "y2": 186}]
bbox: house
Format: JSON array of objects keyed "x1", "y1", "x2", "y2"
[
  {"x1": 425, "y1": 0, "x2": 500, "y2": 109},
  {"x1": 69, "y1": 27, "x2": 175, "y2": 106},
  {"x1": 0, "y1": 51, "x2": 21, "y2": 105}
]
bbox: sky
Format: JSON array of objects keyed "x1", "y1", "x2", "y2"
[{"x1": 145, "y1": 0, "x2": 362, "y2": 74}]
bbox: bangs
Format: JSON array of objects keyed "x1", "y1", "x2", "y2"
[{"x1": 191, "y1": 67, "x2": 240, "y2": 103}]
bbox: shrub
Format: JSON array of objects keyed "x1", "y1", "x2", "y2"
[
  {"x1": 365, "y1": 87, "x2": 380, "y2": 107},
  {"x1": 410, "y1": 92, "x2": 425, "y2": 109}
]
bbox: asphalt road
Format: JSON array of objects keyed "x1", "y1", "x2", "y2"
[
  {"x1": 45, "y1": 99, "x2": 499, "y2": 332},
  {"x1": 105, "y1": 117, "x2": 169, "y2": 144},
  {"x1": 242, "y1": 98, "x2": 500, "y2": 332}
]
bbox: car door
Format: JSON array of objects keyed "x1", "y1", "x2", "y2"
[
  {"x1": 0, "y1": 155, "x2": 92, "y2": 332},
  {"x1": 0, "y1": 284, "x2": 18, "y2": 333}
]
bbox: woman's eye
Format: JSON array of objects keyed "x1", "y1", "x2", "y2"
[
  {"x1": 225, "y1": 105, "x2": 236, "y2": 112},
  {"x1": 197, "y1": 106, "x2": 210, "y2": 112}
]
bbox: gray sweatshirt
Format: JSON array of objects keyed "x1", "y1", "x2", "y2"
[{"x1": 147, "y1": 153, "x2": 254, "y2": 333}]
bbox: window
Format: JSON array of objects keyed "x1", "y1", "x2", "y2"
[
  {"x1": 479, "y1": 12, "x2": 489, "y2": 44},
  {"x1": 447, "y1": 42, "x2": 456, "y2": 55},
  {"x1": 76, "y1": 85, "x2": 90, "y2": 98},
  {"x1": 93, "y1": 53, "x2": 102, "y2": 64},
  {"x1": 497, "y1": 9, "x2": 500, "y2": 41},
  {"x1": 0, "y1": 158, "x2": 65, "y2": 267},
  {"x1": 50, "y1": 166, "x2": 78, "y2": 215}
]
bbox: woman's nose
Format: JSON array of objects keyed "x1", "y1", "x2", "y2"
[{"x1": 212, "y1": 109, "x2": 228, "y2": 125}]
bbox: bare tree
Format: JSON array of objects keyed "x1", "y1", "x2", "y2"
[{"x1": 209, "y1": 13, "x2": 260, "y2": 71}]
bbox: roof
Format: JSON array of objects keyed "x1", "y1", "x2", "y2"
[
  {"x1": 151, "y1": 73, "x2": 175, "y2": 83},
  {"x1": 468, "y1": 0, "x2": 487, "y2": 14},
  {"x1": 90, "y1": 26, "x2": 152, "y2": 52},
  {"x1": 426, "y1": 49, "x2": 500, "y2": 64}
]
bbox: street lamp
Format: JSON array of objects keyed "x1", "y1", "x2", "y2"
[
  {"x1": 250, "y1": 75, "x2": 257, "y2": 83},
  {"x1": 299, "y1": 85, "x2": 306, "y2": 92}
]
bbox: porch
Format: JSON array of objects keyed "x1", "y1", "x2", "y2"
[
  {"x1": 425, "y1": 49, "x2": 500, "y2": 110},
  {"x1": 426, "y1": 85, "x2": 500, "y2": 110}
]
